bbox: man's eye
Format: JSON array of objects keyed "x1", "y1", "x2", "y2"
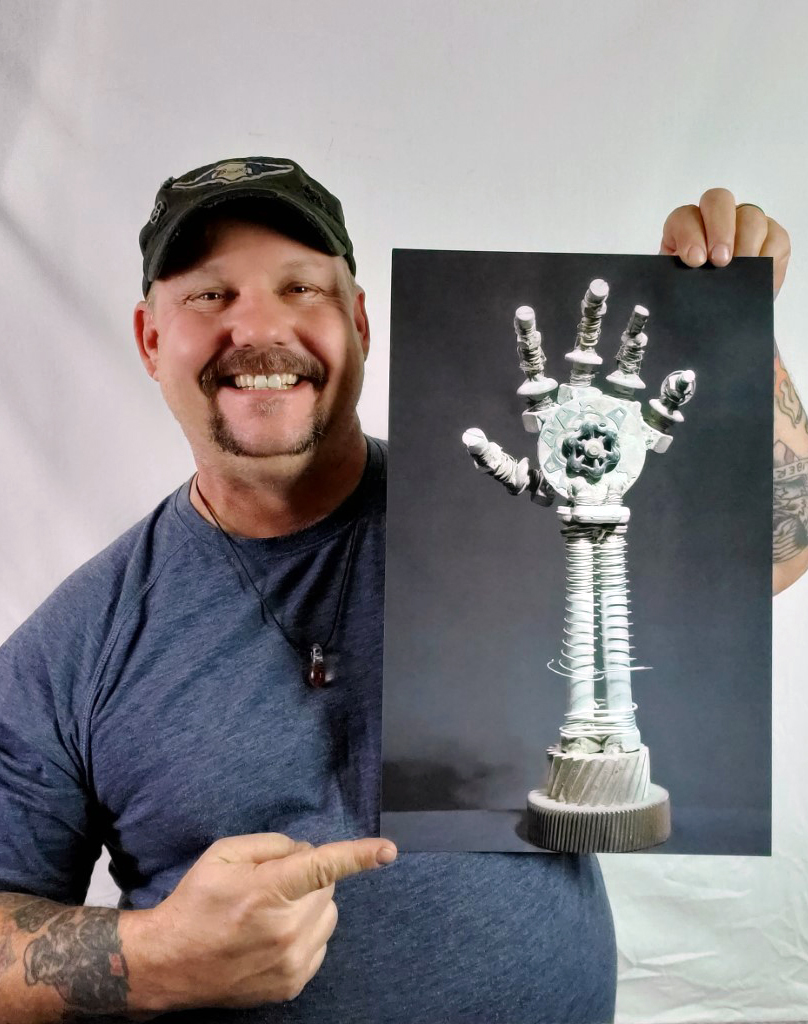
[
  {"x1": 287, "y1": 284, "x2": 317, "y2": 295},
  {"x1": 195, "y1": 290, "x2": 225, "y2": 302}
]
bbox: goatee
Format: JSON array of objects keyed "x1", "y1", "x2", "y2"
[{"x1": 208, "y1": 407, "x2": 329, "y2": 458}]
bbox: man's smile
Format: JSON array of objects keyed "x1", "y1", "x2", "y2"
[
  {"x1": 225, "y1": 372, "x2": 301, "y2": 390},
  {"x1": 199, "y1": 350, "x2": 327, "y2": 398}
]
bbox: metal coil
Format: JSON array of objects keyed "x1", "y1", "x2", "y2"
[
  {"x1": 559, "y1": 524, "x2": 596, "y2": 693},
  {"x1": 560, "y1": 700, "x2": 639, "y2": 739},
  {"x1": 554, "y1": 522, "x2": 646, "y2": 741},
  {"x1": 615, "y1": 334, "x2": 645, "y2": 376}
]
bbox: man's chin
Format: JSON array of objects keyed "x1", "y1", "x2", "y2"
[{"x1": 208, "y1": 411, "x2": 326, "y2": 459}]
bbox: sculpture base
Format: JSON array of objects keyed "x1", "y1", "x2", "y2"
[{"x1": 526, "y1": 783, "x2": 671, "y2": 852}]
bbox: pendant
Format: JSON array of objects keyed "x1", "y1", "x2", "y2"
[{"x1": 307, "y1": 643, "x2": 327, "y2": 688}]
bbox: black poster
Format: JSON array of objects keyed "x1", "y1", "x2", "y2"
[{"x1": 382, "y1": 250, "x2": 772, "y2": 856}]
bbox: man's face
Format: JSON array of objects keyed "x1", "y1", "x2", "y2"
[{"x1": 135, "y1": 218, "x2": 370, "y2": 463}]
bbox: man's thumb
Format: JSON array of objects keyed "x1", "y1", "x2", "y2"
[{"x1": 204, "y1": 832, "x2": 312, "y2": 865}]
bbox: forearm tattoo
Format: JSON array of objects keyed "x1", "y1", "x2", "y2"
[
  {"x1": 0, "y1": 894, "x2": 129, "y2": 1018},
  {"x1": 0, "y1": 922, "x2": 16, "y2": 979},
  {"x1": 774, "y1": 350, "x2": 808, "y2": 564},
  {"x1": 777, "y1": 370, "x2": 805, "y2": 429}
]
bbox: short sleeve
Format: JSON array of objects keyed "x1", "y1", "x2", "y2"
[{"x1": 0, "y1": 605, "x2": 101, "y2": 905}]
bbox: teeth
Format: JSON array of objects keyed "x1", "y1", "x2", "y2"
[{"x1": 232, "y1": 373, "x2": 300, "y2": 390}]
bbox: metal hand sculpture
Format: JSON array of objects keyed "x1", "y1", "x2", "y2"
[{"x1": 463, "y1": 279, "x2": 695, "y2": 852}]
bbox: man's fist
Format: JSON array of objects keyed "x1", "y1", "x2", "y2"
[
  {"x1": 123, "y1": 832, "x2": 397, "y2": 1012},
  {"x1": 660, "y1": 187, "x2": 790, "y2": 297}
]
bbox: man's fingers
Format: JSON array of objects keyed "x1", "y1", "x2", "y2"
[
  {"x1": 303, "y1": 942, "x2": 329, "y2": 990},
  {"x1": 660, "y1": 204, "x2": 707, "y2": 266},
  {"x1": 661, "y1": 191, "x2": 789, "y2": 297},
  {"x1": 304, "y1": 897, "x2": 339, "y2": 952},
  {"x1": 699, "y1": 187, "x2": 736, "y2": 265},
  {"x1": 267, "y1": 838, "x2": 398, "y2": 901},
  {"x1": 206, "y1": 833, "x2": 312, "y2": 865},
  {"x1": 734, "y1": 204, "x2": 769, "y2": 257},
  {"x1": 760, "y1": 219, "x2": 792, "y2": 297}
]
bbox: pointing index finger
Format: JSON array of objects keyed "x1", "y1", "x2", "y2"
[{"x1": 269, "y1": 838, "x2": 398, "y2": 902}]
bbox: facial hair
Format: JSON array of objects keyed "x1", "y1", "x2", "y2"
[
  {"x1": 208, "y1": 405, "x2": 329, "y2": 457},
  {"x1": 199, "y1": 348, "x2": 329, "y2": 458}
]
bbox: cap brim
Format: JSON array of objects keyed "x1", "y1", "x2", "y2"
[{"x1": 144, "y1": 186, "x2": 350, "y2": 292}]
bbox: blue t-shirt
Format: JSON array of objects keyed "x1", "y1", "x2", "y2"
[{"x1": 0, "y1": 438, "x2": 616, "y2": 1022}]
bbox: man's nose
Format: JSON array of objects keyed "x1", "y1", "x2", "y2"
[{"x1": 226, "y1": 290, "x2": 295, "y2": 348}]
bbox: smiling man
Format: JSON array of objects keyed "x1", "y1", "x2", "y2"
[
  {"x1": 136, "y1": 201, "x2": 373, "y2": 537},
  {"x1": 0, "y1": 158, "x2": 804, "y2": 1023}
]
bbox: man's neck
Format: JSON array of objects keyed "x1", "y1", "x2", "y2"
[{"x1": 190, "y1": 427, "x2": 368, "y2": 538}]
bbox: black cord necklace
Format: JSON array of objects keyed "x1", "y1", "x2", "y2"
[{"x1": 193, "y1": 475, "x2": 360, "y2": 688}]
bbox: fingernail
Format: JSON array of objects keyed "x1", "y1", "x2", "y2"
[
  {"x1": 686, "y1": 245, "x2": 707, "y2": 265},
  {"x1": 710, "y1": 244, "x2": 731, "y2": 266},
  {"x1": 377, "y1": 845, "x2": 397, "y2": 865}
]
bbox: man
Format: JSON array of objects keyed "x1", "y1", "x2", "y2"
[{"x1": 0, "y1": 158, "x2": 803, "y2": 1023}]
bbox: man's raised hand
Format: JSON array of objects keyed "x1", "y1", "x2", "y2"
[{"x1": 660, "y1": 187, "x2": 790, "y2": 297}]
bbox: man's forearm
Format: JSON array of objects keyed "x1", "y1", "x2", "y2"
[
  {"x1": 773, "y1": 346, "x2": 808, "y2": 593},
  {"x1": 0, "y1": 892, "x2": 159, "y2": 1023}
]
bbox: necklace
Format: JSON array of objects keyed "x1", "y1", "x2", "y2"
[{"x1": 193, "y1": 475, "x2": 360, "y2": 688}]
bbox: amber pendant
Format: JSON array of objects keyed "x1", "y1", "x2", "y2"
[{"x1": 307, "y1": 643, "x2": 327, "y2": 688}]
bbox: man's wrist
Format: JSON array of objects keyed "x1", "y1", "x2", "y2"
[{"x1": 118, "y1": 907, "x2": 183, "y2": 1018}]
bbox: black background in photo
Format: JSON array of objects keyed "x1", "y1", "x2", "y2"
[{"x1": 382, "y1": 250, "x2": 772, "y2": 856}]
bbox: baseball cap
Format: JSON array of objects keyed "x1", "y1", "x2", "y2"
[{"x1": 139, "y1": 156, "x2": 355, "y2": 295}]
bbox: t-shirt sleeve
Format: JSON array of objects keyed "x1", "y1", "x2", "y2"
[{"x1": 0, "y1": 599, "x2": 102, "y2": 905}]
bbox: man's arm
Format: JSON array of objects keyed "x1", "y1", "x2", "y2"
[
  {"x1": 773, "y1": 346, "x2": 808, "y2": 593},
  {"x1": 660, "y1": 187, "x2": 807, "y2": 593},
  {"x1": 0, "y1": 893, "x2": 136, "y2": 1023},
  {"x1": 0, "y1": 835, "x2": 396, "y2": 1022}
]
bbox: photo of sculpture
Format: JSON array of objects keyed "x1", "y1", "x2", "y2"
[{"x1": 381, "y1": 249, "x2": 772, "y2": 856}]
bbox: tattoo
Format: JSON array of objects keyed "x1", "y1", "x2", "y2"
[
  {"x1": 2, "y1": 896, "x2": 132, "y2": 1018},
  {"x1": 776, "y1": 373, "x2": 804, "y2": 428},
  {"x1": 0, "y1": 922, "x2": 16, "y2": 979},
  {"x1": 0, "y1": 893, "x2": 33, "y2": 908},
  {"x1": 13, "y1": 900, "x2": 64, "y2": 934},
  {"x1": 774, "y1": 439, "x2": 808, "y2": 562},
  {"x1": 21, "y1": 907, "x2": 129, "y2": 1016},
  {"x1": 0, "y1": 892, "x2": 72, "y2": 935}
]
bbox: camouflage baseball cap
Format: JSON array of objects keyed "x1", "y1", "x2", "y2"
[{"x1": 139, "y1": 156, "x2": 355, "y2": 295}]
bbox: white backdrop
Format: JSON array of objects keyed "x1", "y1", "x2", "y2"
[{"x1": 2, "y1": 2, "x2": 807, "y2": 1021}]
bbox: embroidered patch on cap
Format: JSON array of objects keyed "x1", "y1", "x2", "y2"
[{"x1": 172, "y1": 159, "x2": 296, "y2": 189}]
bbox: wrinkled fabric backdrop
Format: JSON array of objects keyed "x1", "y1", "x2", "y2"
[{"x1": 1, "y1": 2, "x2": 806, "y2": 1021}]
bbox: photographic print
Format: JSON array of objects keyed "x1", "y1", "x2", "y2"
[{"x1": 382, "y1": 250, "x2": 772, "y2": 856}]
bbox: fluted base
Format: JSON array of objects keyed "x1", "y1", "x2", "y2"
[{"x1": 526, "y1": 783, "x2": 671, "y2": 852}]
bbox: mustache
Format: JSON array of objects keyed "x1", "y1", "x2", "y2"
[{"x1": 199, "y1": 349, "x2": 327, "y2": 396}]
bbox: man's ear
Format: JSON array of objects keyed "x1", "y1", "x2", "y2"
[
  {"x1": 353, "y1": 288, "x2": 371, "y2": 359},
  {"x1": 133, "y1": 300, "x2": 160, "y2": 380}
]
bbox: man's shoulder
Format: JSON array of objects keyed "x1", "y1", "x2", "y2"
[
  {"x1": 65, "y1": 485, "x2": 191, "y2": 594},
  {"x1": 363, "y1": 435, "x2": 387, "y2": 508},
  {"x1": 2, "y1": 484, "x2": 194, "y2": 658}
]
